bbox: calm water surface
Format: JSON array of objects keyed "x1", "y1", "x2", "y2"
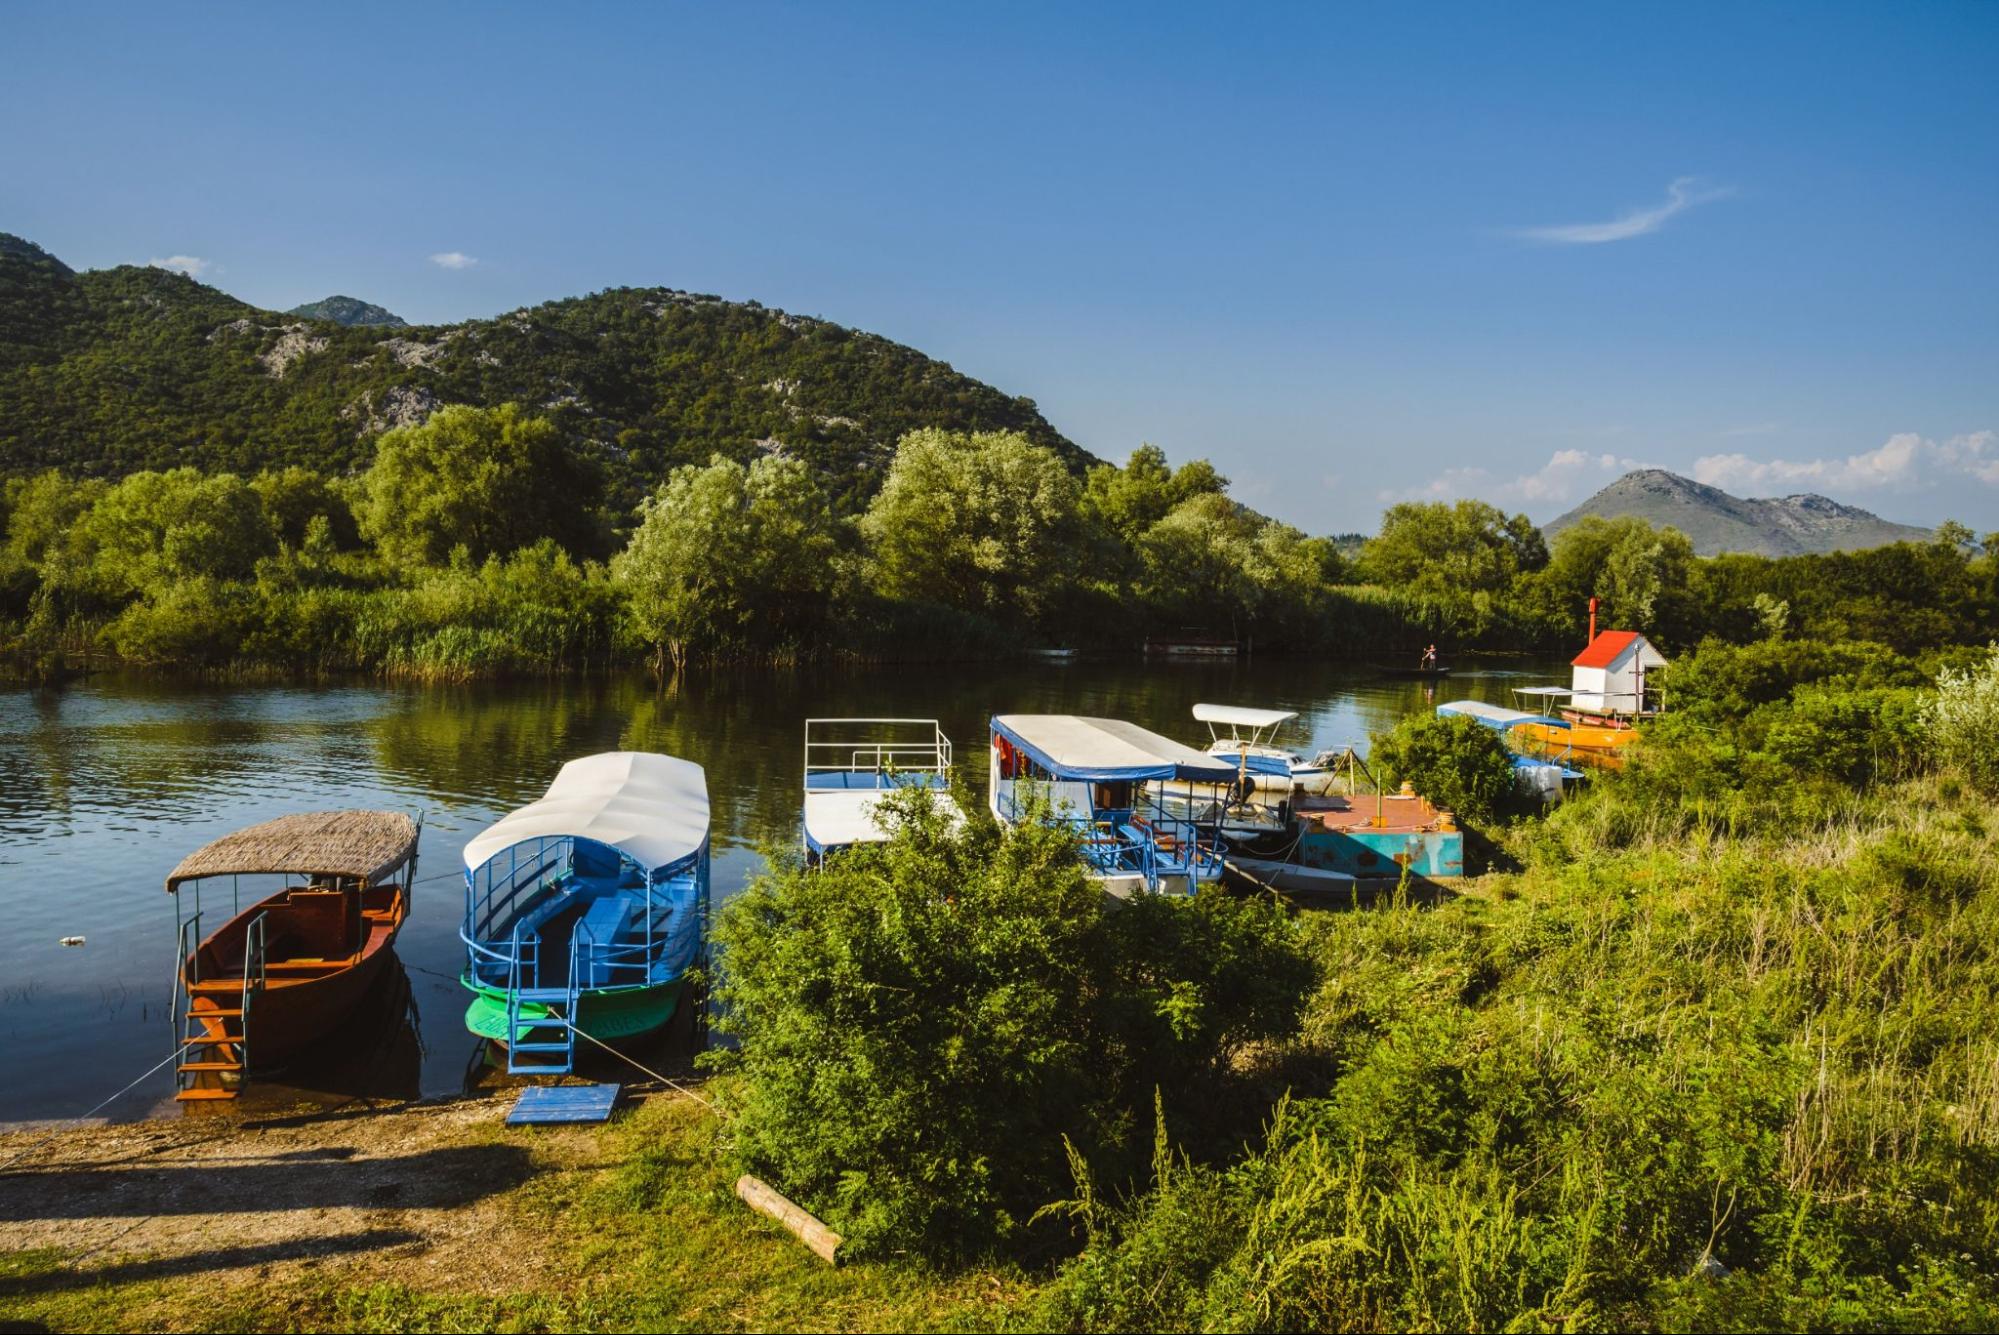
[{"x1": 0, "y1": 655, "x2": 1564, "y2": 1124}]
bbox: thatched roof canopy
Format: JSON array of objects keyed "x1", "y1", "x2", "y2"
[{"x1": 166, "y1": 810, "x2": 419, "y2": 893}]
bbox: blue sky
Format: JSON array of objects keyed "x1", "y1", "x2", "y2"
[{"x1": 5, "y1": 2, "x2": 1996, "y2": 533}]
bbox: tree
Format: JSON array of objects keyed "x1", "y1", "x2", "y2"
[
  {"x1": 358, "y1": 403, "x2": 602, "y2": 569},
  {"x1": 78, "y1": 468, "x2": 274, "y2": 596},
  {"x1": 1360, "y1": 500, "x2": 1546, "y2": 597},
  {"x1": 252, "y1": 466, "x2": 360, "y2": 550},
  {"x1": 1531, "y1": 515, "x2": 1697, "y2": 645},
  {"x1": 610, "y1": 452, "x2": 842, "y2": 676},
  {"x1": 860, "y1": 428, "x2": 1085, "y2": 624},
  {"x1": 1084, "y1": 444, "x2": 1229, "y2": 542}
]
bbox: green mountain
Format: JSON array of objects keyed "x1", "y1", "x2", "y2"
[
  {"x1": 0, "y1": 234, "x2": 1083, "y2": 506},
  {"x1": 286, "y1": 294, "x2": 408, "y2": 327},
  {"x1": 1547, "y1": 468, "x2": 1933, "y2": 557}
]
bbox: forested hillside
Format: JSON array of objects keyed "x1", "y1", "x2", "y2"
[{"x1": 0, "y1": 234, "x2": 1082, "y2": 507}]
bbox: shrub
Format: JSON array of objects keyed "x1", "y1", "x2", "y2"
[
  {"x1": 1924, "y1": 644, "x2": 1999, "y2": 794},
  {"x1": 1369, "y1": 712, "x2": 1520, "y2": 825},
  {"x1": 710, "y1": 787, "x2": 1312, "y2": 1262}
]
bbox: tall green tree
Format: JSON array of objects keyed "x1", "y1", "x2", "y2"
[
  {"x1": 358, "y1": 403, "x2": 602, "y2": 568},
  {"x1": 1084, "y1": 444, "x2": 1229, "y2": 542},
  {"x1": 860, "y1": 427, "x2": 1085, "y2": 624},
  {"x1": 611, "y1": 452, "x2": 843, "y2": 676},
  {"x1": 1531, "y1": 515, "x2": 1697, "y2": 645},
  {"x1": 1360, "y1": 499, "x2": 1547, "y2": 597}
]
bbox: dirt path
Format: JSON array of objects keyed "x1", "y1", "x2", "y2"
[{"x1": 0, "y1": 1092, "x2": 610, "y2": 1303}]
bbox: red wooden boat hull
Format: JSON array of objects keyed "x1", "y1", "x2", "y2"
[{"x1": 184, "y1": 883, "x2": 408, "y2": 1067}]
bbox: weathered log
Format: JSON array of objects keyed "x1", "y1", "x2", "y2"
[{"x1": 735, "y1": 1174, "x2": 842, "y2": 1265}]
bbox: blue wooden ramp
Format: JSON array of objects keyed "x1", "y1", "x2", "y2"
[{"x1": 508, "y1": 1082, "x2": 621, "y2": 1125}]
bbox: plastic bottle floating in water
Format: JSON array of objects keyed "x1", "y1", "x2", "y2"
[{"x1": 58, "y1": 936, "x2": 86, "y2": 947}]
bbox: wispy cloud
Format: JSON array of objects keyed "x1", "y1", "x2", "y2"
[
  {"x1": 1514, "y1": 176, "x2": 1732, "y2": 245},
  {"x1": 1378, "y1": 449, "x2": 1640, "y2": 509},
  {"x1": 1695, "y1": 431, "x2": 1999, "y2": 494},
  {"x1": 149, "y1": 255, "x2": 213, "y2": 278},
  {"x1": 429, "y1": 251, "x2": 478, "y2": 270}
]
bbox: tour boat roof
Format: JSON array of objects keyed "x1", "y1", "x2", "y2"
[
  {"x1": 167, "y1": 810, "x2": 419, "y2": 892},
  {"x1": 992, "y1": 714, "x2": 1238, "y2": 783},
  {"x1": 1437, "y1": 700, "x2": 1570, "y2": 730},
  {"x1": 1192, "y1": 703, "x2": 1298, "y2": 729},
  {"x1": 462, "y1": 751, "x2": 709, "y2": 874},
  {"x1": 1513, "y1": 686, "x2": 1576, "y2": 698}
]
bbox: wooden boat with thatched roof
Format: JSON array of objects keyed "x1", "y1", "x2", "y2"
[{"x1": 167, "y1": 810, "x2": 421, "y2": 1100}]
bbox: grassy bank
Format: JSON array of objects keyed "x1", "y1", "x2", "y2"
[{"x1": 0, "y1": 1091, "x2": 1029, "y2": 1334}]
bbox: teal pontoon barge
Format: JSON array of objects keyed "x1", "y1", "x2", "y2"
[
  {"x1": 459, "y1": 752, "x2": 709, "y2": 1073},
  {"x1": 988, "y1": 714, "x2": 1230, "y2": 896}
]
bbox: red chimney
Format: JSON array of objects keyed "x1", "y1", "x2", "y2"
[{"x1": 1587, "y1": 596, "x2": 1598, "y2": 645}]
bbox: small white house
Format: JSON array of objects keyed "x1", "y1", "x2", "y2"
[{"x1": 1569, "y1": 631, "x2": 1666, "y2": 717}]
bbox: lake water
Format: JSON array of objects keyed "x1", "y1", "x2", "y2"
[{"x1": 0, "y1": 655, "x2": 1565, "y2": 1124}]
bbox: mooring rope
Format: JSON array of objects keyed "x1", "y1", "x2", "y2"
[
  {"x1": 0, "y1": 1046, "x2": 185, "y2": 1172},
  {"x1": 556, "y1": 1016, "x2": 720, "y2": 1113}
]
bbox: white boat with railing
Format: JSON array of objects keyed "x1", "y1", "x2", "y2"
[
  {"x1": 1193, "y1": 703, "x2": 1334, "y2": 794},
  {"x1": 802, "y1": 718, "x2": 959, "y2": 859},
  {"x1": 989, "y1": 714, "x2": 1231, "y2": 896}
]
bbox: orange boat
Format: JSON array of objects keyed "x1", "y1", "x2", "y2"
[{"x1": 166, "y1": 811, "x2": 421, "y2": 1101}]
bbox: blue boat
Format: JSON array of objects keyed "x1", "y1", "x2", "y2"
[
  {"x1": 987, "y1": 714, "x2": 1230, "y2": 896},
  {"x1": 459, "y1": 752, "x2": 710, "y2": 1074},
  {"x1": 802, "y1": 717, "x2": 960, "y2": 860}
]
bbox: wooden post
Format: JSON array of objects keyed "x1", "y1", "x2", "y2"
[{"x1": 735, "y1": 1175, "x2": 842, "y2": 1265}]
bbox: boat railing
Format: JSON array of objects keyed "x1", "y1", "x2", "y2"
[
  {"x1": 241, "y1": 911, "x2": 268, "y2": 1068},
  {"x1": 172, "y1": 910, "x2": 202, "y2": 1033},
  {"x1": 1000, "y1": 784, "x2": 1221, "y2": 886},
  {"x1": 804, "y1": 718, "x2": 952, "y2": 788}
]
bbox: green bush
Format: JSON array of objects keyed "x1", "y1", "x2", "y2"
[
  {"x1": 709, "y1": 787, "x2": 1313, "y2": 1262},
  {"x1": 1924, "y1": 645, "x2": 1999, "y2": 795},
  {"x1": 1369, "y1": 712, "x2": 1520, "y2": 826}
]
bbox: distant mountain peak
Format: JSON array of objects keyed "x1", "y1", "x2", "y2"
[
  {"x1": 1547, "y1": 468, "x2": 1932, "y2": 557},
  {"x1": 287, "y1": 295, "x2": 408, "y2": 328}
]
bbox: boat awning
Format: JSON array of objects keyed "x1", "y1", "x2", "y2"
[
  {"x1": 166, "y1": 810, "x2": 419, "y2": 892},
  {"x1": 1437, "y1": 700, "x2": 1569, "y2": 731},
  {"x1": 1193, "y1": 703, "x2": 1298, "y2": 729},
  {"x1": 1513, "y1": 686, "x2": 1576, "y2": 699},
  {"x1": 462, "y1": 752, "x2": 709, "y2": 875},
  {"x1": 804, "y1": 789, "x2": 963, "y2": 853},
  {"x1": 992, "y1": 714, "x2": 1238, "y2": 783}
]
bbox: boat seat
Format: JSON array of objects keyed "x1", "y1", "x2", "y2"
[{"x1": 579, "y1": 895, "x2": 636, "y2": 944}]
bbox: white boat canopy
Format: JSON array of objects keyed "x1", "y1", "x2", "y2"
[
  {"x1": 1437, "y1": 700, "x2": 1570, "y2": 730},
  {"x1": 1192, "y1": 703, "x2": 1299, "y2": 729},
  {"x1": 1513, "y1": 686, "x2": 1576, "y2": 699},
  {"x1": 804, "y1": 788, "x2": 963, "y2": 853},
  {"x1": 462, "y1": 751, "x2": 710, "y2": 875},
  {"x1": 992, "y1": 714, "x2": 1238, "y2": 783}
]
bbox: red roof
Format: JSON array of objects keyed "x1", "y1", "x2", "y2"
[{"x1": 1572, "y1": 630, "x2": 1644, "y2": 669}]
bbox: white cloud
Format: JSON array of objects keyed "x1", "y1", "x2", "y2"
[
  {"x1": 1514, "y1": 176, "x2": 1732, "y2": 245},
  {"x1": 1378, "y1": 449, "x2": 1638, "y2": 509},
  {"x1": 149, "y1": 255, "x2": 212, "y2": 278},
  {"x1": 429, "y1": 251, "x2": 478, "y2": 270},
  {"x1": 1694, "y1": 431, "x2": 1999, "y2": 494}
]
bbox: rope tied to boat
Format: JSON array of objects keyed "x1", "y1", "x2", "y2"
[
  {"x1": 553, "y1": 1014, "x2": 720, "y2": 1114},
  {"x1": 0, "y1": 1046, "x2": 186, "y2": 1172}
]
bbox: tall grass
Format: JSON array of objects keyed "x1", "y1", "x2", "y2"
[{"x1": 1033, "y1": 774, "x2": 1999, "y2": 1331}]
